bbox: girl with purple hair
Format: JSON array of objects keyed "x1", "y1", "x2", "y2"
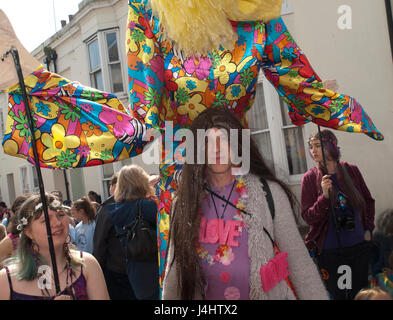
[{"x1": 301, "y1": 129, "x2": 375, "y2": 300}]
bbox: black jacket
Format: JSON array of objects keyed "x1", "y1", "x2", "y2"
[
  {"x1": 93, "y1": 196, "x2": 127, "y2": 274},
  {"x1": 106, "y1": 198, "x2": 159, "y2": 300}
]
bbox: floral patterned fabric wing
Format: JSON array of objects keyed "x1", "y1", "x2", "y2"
[
  {"x1": 262, "y1": 17, "x2": 383, "y2": 141},
  {"x1": 126, "y1": 1, "x2": 384, "y2": 294},
  {"x1": 2, "y1": 67, "x2": 149, "y2": 168}
]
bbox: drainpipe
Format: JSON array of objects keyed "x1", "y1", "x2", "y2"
[
  {"x1": 44, "y1": 47, "x2": 71, "y2": 201},
  {"x1": 52, "y1": 51, "x2": 70, "y2": 201},
  {"x1": 51, "y1": 50, "x2": 58, "y2": 73}
]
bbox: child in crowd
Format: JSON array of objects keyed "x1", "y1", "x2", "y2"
[{"x1": 71, "y1": 197, "x2": 96, "y2": 254}]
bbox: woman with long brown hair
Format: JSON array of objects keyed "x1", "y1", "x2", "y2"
[
  {"x1": 301, "y1": 129, "x2": 375, "y2": 299},
  {"x1": 163, "y1": 106, "x2": 328, "y2": 300}
]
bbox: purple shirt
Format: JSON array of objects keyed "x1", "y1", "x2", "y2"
[
  {"x1": 301, "y1": 162, "x2": 375, "y2": 254},
  {"x1": 322, "y1": 174, "x2": 365, "y2": 250},
  {"x1": 198, "y1": 180, "x2": 250, "y2": 300}
]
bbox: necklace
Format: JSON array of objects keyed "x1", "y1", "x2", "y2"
[
  {"x1": 197, "y1": 177, "x2": 249, "y2": 266},
  {"x1": 209, "y1": 179, "x2": 236, "y2": 219}
]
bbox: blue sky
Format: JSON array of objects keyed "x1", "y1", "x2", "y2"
[{"x1": 2, "y1": 0, "x2": 83, "y2": 52}]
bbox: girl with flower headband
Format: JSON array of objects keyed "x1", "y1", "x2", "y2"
[
  {"x1": 163, "y1": 106, "x2": 329, "y2": 300},
  {"x1": 0, "y1": 0, "x2": 384, "y2": 291},
  {"x1": 301, "y1": 129, "x2": 375, "y2": 299},
  {"x1": 0, "y1": 193, "x2": 109, "y2": 300}
]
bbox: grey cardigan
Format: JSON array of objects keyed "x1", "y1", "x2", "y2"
[{"x1": 162, "y1": 174, "x2": 329, "y2": 300}]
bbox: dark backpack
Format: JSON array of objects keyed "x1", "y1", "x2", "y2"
[{"x1": 119, "y1": 199, "x2": 158, "y2": 262}]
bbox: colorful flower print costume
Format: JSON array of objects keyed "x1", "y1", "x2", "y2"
[{"x1": 2, "y1": 0, "x2": 383, "y2": 292}]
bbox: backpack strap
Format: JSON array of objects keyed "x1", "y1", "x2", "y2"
[
  {"x1": 259, "y1": 177, "x2": 276, "y2": 247},
  {"x1": 260, "y1": 177, "x2": 275, "y2": 220},
  {"x1": 5, "y1": 267, "x2": 13, "y2": 297},
  {"x1": 136, "y1": 199, "x2": 142, "y2": 219}
]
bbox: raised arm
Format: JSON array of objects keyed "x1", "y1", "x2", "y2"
[
  {"x1": 300, "y1": 172, "x2": 330, "y2": 225},
  {"x1": 262, "y1": 17, "x2": 383, "y2": 141},
  {"x1": 1, "y1": 5, "x2": 157, "y2": 169}
]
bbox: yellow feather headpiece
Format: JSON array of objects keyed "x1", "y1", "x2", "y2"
[{"x1": 149, "y1": 0, "x2": 282, "y2": 57}]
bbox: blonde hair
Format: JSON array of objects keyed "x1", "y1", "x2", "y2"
[
  {"x1": 114, "y1": 165, "x2": 153, "y2": 202},
  {"x1": 354, "y1": 287, "x2": 392, "y2": 300},
  {"x1": 149, "y1": 0, "x2": 282, "y2": 57}
]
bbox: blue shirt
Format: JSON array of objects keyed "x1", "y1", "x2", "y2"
[
  {"x1": 1, "y1": 217, "x2": 8, "y2": 227},
  {"x1": 74, "y1": 220, "x2": 96, "y2": 254},
  {"x1": 69, "y1": 224, "x2": 76, "y2": 243}
]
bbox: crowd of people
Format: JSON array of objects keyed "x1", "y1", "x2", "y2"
[{"x1": 0, "y1": 106, "x2": 391, "y2": 300}]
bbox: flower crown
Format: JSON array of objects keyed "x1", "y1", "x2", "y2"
[{"x1": 17, "y1": 199, "x2": 63, "y2": 231}]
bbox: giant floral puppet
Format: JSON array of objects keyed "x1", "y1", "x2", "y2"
[{"x1": 0, "y1": 0, "x2": 384, "y2": 292}]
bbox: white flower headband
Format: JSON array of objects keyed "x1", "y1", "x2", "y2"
[{"x1": 17, "y1": 199, "x2": 63, "y2": 231}]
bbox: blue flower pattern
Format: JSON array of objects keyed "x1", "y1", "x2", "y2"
[{"x1": 35, "y1": 102, "x2": 50, "y2": 116}]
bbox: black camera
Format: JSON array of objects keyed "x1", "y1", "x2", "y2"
[{"x1": 337, "y1": 214, "x2": 355, "y2": 231}]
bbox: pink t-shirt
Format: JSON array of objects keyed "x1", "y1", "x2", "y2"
[{"x1": 198, "y1": 181, "x2": 250, "y2": 300}]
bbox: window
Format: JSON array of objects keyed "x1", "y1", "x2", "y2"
[
  {"x1": 19, "y1": 165, "x2": 39, "y2": 194},
  {"x1": 248, "y1": 72, "x2": 308, "y2": 184},
  {"x1": 20, "y1": 166, "x2": 29, "y2": 194},
  {"x1": 105, "y1": 32, "x2": 124, "y2": 93},
  {"x1": 88, "y1": 38, "x2": 104, "y2": 91},
  {"x1": 87, "y1": 29, "x2": 124, "y2": 94},
  {"x1": 101, "y1": 163, "x2": 115, "y2": 200},
  {"x1": 248, "y1": 85, "x2": 275, "y2": 172}
]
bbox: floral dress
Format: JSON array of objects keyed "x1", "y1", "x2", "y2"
[{"x1": 2, "y1": 0, "x2": 383, "y2": 289}]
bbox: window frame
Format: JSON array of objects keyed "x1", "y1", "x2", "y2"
[
  {"x1": 100, "y1": 163, "x2": 115, "y2": 201},
  {"x1": 87, "y1": 36, "x2": 104, "y2": 92},
  {"x1": 86, "y1": 28, "x2": 125, "y2": 96},
  {"x1": 103, "y1": 30, "x2": 125, "y2": 94},
  {"x1": 19, "y1": 164, "x2": 39, "y2": 194},
  {"x1": 253, "y1": 72, "x2": 311, "y2": 185}
]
